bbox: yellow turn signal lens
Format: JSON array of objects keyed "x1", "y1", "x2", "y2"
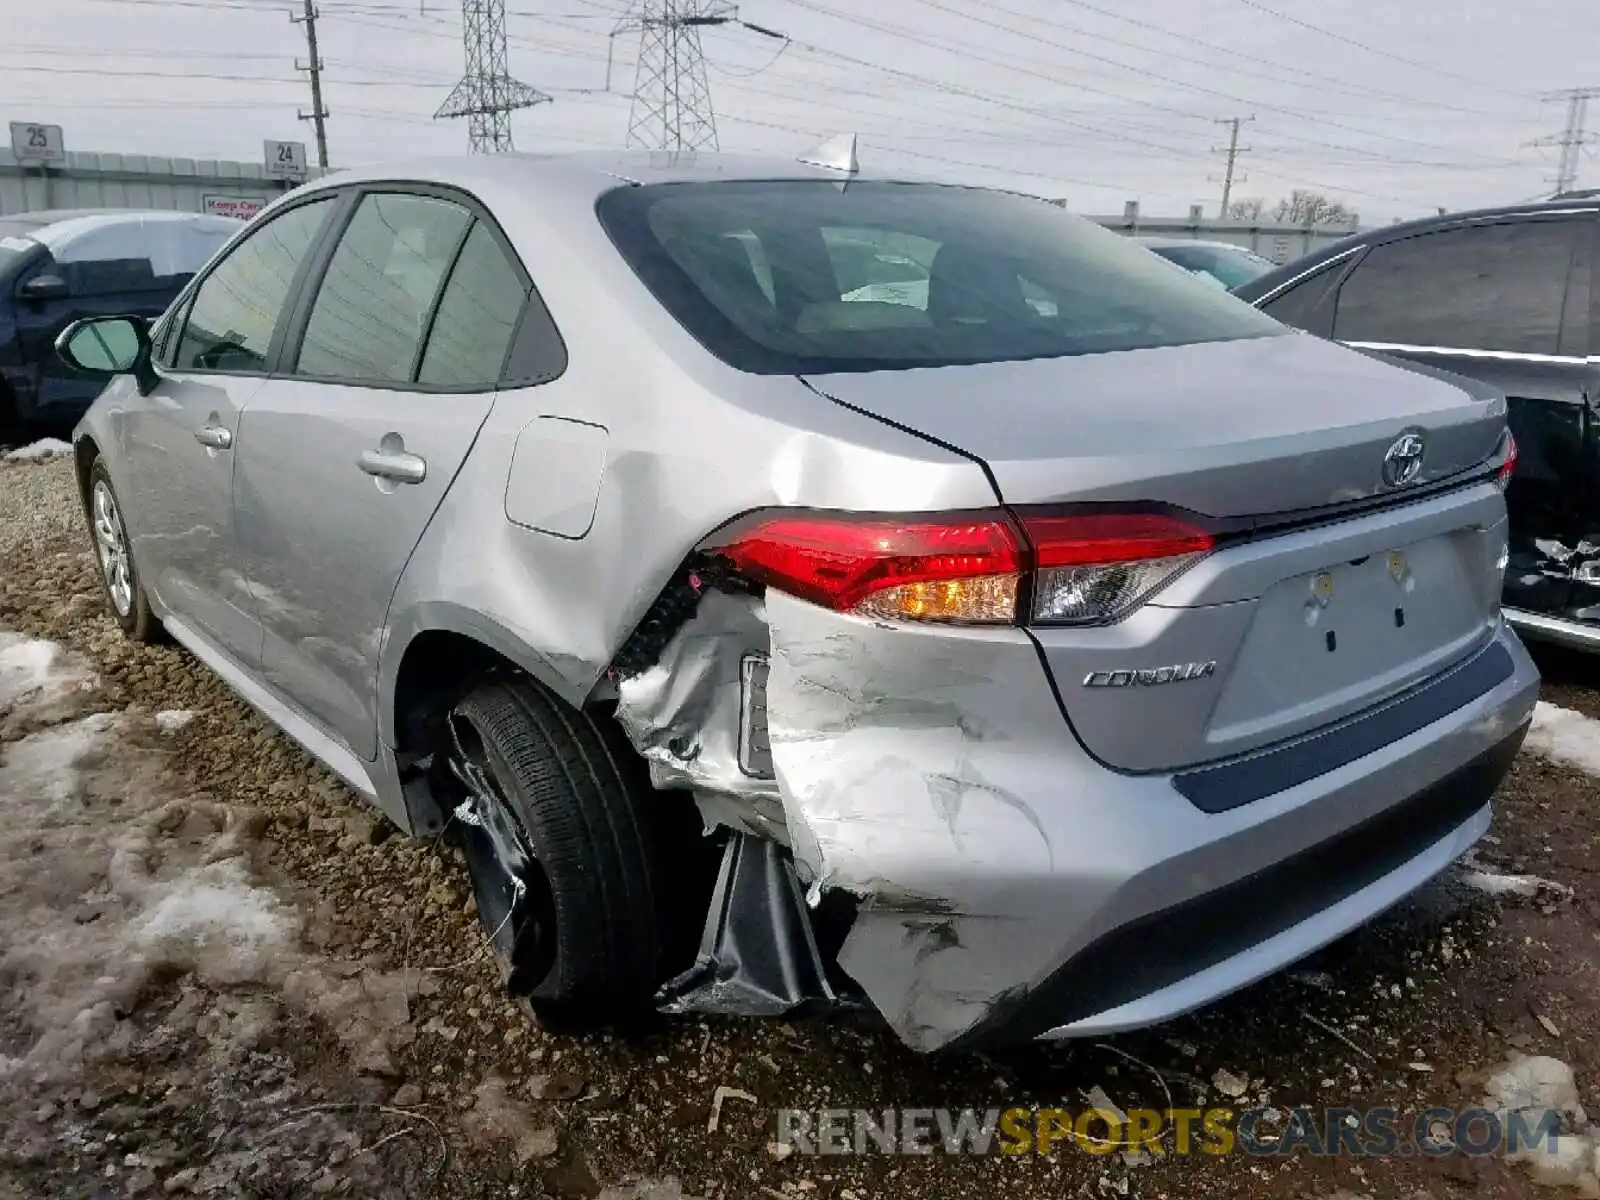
[{"x1": 852, "y1": 573, "x2": 1021, "y2": 623}]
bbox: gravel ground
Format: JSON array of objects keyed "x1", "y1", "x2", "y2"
[{"x1": 3, "y1": 450, "x2": 1600, "y2": 1199}]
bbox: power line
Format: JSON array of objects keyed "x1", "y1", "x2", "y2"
[
  {"x1": 1530, "y1": 88, "x2": 1600, "y2": 195},
  {"x1": 1001, "y1": 0, "x2": 1511, "y2": 118},
  {"x1": 435, "y1": 0, "x2": 551, "y2": 151},
  {"x1": 1210, "y1": 115, "x2": 1253, "y2": 215},
  {"x1": 888, "y1": 0, "x2": 1525, "y2": 165},
  {"x1": 1228, "y1": 0, "x2": 1534, "y2": 99},
  {"x1": 291, "y1": 0, "x2": 332, "y2": 167}
]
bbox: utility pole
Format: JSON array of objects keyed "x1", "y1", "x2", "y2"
[
  {"x1": 1209, "y1": 115, "x2": 1254, "y2": 217},
  {"x1": 1532, "y1": 87, "x2": 1600, "y2": 195},
  {"x1": 436, "y1": 0, "x2": 550, "y2": 152},
  {"x1": 291, "y1": 0, "x2": 330, "y2": 169},
  {"x1": 615, "y1": 0, "x2": 734, "y2": 152}
]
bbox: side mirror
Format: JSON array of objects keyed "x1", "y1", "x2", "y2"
[
  {"x1": 55, "y1": 316, "x2": 159, "y2": 396},
  {"x1": 18, "y1": 273, "x2": 69, "y2": 302}
]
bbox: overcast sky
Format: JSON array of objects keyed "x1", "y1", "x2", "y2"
[{"x1": 4, "y1": 0, "x2": 1595, "y2": 221}]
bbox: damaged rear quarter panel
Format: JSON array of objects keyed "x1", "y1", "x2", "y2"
[{"x1": 761, "y1": 591, "x2": 1098, "y2": 1051}]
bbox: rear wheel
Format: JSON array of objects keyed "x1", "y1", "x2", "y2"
[
  {"x1": 87, "y1": 460, "x2": 162, "y2": 643},
  {"x1": 441, "y1": 679, "x2": 682, "y2": 1027}
]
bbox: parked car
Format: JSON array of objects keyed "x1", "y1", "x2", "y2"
[
  {"x1": 0, "y1": 208, "x2": 239, "y2": 441},
  {"x1": 56, "y1": 150, "x2": 1535, "y2": 1054},
  {"x1": 1136, "y1": 236, "x2": 1278, "y2": 290},
  {"x1": 1233, "y1": 198, "x2": 1600, "y2": 652}
]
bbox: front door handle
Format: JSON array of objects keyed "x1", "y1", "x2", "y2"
[
  {"x1": 358, "y1": 448, "x2": 427, "y2": 485},
  {"x1": 194, "y1": 424, "x2": 232, "y2": 450}
]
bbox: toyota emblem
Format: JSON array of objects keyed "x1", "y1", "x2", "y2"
[{"x1": 1382, "y1": 430, "x2": 1426, "y2": 488}]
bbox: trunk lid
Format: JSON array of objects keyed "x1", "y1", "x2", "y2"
[
  {"x1": 802, "y1": 332, "x2": 1505, "y2": 516},
  {"x1": 804, "y1": 333, "x2": 1511, "y2": 772}
]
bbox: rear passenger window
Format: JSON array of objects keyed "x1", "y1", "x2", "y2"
[
  {"x1": 1259, "y1": 259, "x2": 1348, "y2": 337},
  {"x1": 416, "y1": 222, "x2": 527, "y2": 388},
  {"x1": 295, "y1": 193, "x2": 472, "y2": 384},
  {"x1": 173, "y1": 197, "x2": 335, "y2": 374},
  {"x1": 1333, "y1": 220, "x2": 1579, "y2": 355}
]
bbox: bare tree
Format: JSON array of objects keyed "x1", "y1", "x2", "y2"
[
  {"x1": 1225, "y1": 197, "x2": 1265, "y2": 221},
  {"x1": 1271, "y1": 190, "x2": 1357, "y2": 227}
]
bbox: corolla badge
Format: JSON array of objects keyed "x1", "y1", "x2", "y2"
[
  {"x1": 1382, "y1": 429, "x2": 1427, "y2": 488},
  {"x1": 1082, "y1": 661, "x2": 1217, "y2": 688}
]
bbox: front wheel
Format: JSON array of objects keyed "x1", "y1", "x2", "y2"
[
  {"x1": 86, "y1": 460, "x2": 162, "y2": 643},
  {"x1": 442, "y1": 680, "x2": 682, "y2": 1027}
]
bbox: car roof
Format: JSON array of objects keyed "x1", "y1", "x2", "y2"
[
  {"x1": 295, "y1": 149, "x2": 964, "y2": 203},
  {"x1": 1233, "y1": 195, "x2": 1599, "y2": 301}
]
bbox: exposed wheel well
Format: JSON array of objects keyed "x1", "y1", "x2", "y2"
[
  {"x1": 391, "y1": 630, "x2": 522, "y2": 761},
  {"x1": 73, "y1": 434, "x2": 101, "y2": 515}
]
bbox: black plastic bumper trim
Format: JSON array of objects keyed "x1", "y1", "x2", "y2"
[
  {"x1": 947, "y1": 719, "x2": 1527, "y2": 1051},
  {"x1": 1174, "y1": 640, "x2": 1515, "y2": 814}
]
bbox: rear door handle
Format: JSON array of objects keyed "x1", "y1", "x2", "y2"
[
  {"x1": 358, "y1": 448, "x2": 427, "y2": 485},
  {"x1": 194, "y1": 424, "x2": 232, "y2": 450}
]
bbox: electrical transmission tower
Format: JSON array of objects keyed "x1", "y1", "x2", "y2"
[
  {"x1": 615, "y1": 0, "x2": 735, "y2": 152},
  {"x1": 1532, "y1": 87, "x2": 1600, "y2": 195},
  {"x1": 436, "y1": 0, "x2": 551, "y2": 153},
  {"x1": 1209, "y1": 115, "x2": 1254, "y2": 216}
]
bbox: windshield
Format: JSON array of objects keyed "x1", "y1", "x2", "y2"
[
  {"x1": 1148, "y1": 243, "x2": 1276, "y2": 291},
  {"x1": 595, "y1": 181, "x2": 1286, "y2": 374}
]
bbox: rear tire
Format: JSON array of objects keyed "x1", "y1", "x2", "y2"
[
  {"x1": 86, "y1": 460, "x2": 163, "y2": 643},
  {"x1": 443, "y1": 679, "x2": 681, "y2": 1028}
]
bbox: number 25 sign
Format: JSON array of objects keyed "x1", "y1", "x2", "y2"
[{"x1": 9, "y1": 122, "x2": 65, "y2": 165}]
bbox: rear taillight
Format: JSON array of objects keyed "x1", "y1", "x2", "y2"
[
  {"x1": 1022, "y1": 512, "x2": 1214, "y2": 624},
  {"x1": 709, "y1": 512, "x2": 1025, "y2": 623},
  {"x1": 706, "y1": 508, "x2": 1213, "y2": 626},
  {"x1": 1495, "y1": 430, "x2": 1518, "y2": 490}
]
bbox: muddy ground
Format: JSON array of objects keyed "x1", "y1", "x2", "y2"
[{"x1": 3, "y1": 450, "x2": 1600, "y2": 1199}]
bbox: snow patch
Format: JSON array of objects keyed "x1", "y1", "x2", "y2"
[
  {"x1": 154, "y1": 708, "x2": 196, "y2": 734},
  {"x1": 0, "y1": 630, "x2": 90, "y2": 712},
  {"x1": 1525, "y1": 702, "x2": 1600, "y2": 776},
  {"x1": 136, "y1": 860, "x2": 295, "y2": 981},
  {"x1": 0, "y1": 629, "x2": 419, "y2": 1085},
  {"x1": 3, "y1": 437, "x2": 73, "y2": 460},
  {"x1": 1462, "y1": 868, "x2": 1573, "y2": 899}
]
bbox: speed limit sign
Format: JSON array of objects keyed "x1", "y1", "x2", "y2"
[
  {"x1": 263, "y1": 139, "x2": 308, "y2": 182},
  {"x1": 9, "y1": 122, "x2": 66, "y2": 165}
]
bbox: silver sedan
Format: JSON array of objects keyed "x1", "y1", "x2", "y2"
[{"x1": 56, "y1": 146, "x2": 1536, "y2": 1052}]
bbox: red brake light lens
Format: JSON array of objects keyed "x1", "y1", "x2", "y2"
[
  {"x1": 1496, "y1": 430, "x2": 1518, "y2": 490},
  {"x1": 707, "y1": 508, "x2": 1215, "y2": 626},
  {"x1": 709, "y1": 511, "x2": 1025, "y2": 622}
]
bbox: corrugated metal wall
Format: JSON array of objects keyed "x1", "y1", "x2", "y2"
[{"x1": 0, "y1": 148, "x2": 325, "y2": 217}]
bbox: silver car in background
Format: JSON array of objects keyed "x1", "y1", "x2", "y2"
[
  {"x1": 57, "y1": 148, "x2": 1536, "y2": 1053},
  {"x1": 1136, "y1": 236, "x2": 1279, "y2": 290}
]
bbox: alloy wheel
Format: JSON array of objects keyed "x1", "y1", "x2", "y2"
[{"x1": 91, "y1": 480, "x2": 134, "y2": 618}]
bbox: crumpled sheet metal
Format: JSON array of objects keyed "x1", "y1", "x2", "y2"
[
  {"x1": 656, "y1": 832, "x2": 836, "y2": 1017},
  {"x1": 613, "y1": 584, "x2": 1097, "y2": 1052},
  {"x1": 614, "y1": 590, "x2": 787, "y2": 839},
  {"x1": 761, "y1": 590, "x2": 1078, "y2": 1053}
]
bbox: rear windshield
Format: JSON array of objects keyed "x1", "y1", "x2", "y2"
[{"x1": 595, "y1": 180, "x2": 1286, "y2": 374}]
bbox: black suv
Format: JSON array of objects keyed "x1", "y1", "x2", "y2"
[
  {"x1": 0, "y1": 208, "x2": 238, "y2": 442},
  {"x1": 1234, "y1": 199, "x2": 1600, "y2": 653}
]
